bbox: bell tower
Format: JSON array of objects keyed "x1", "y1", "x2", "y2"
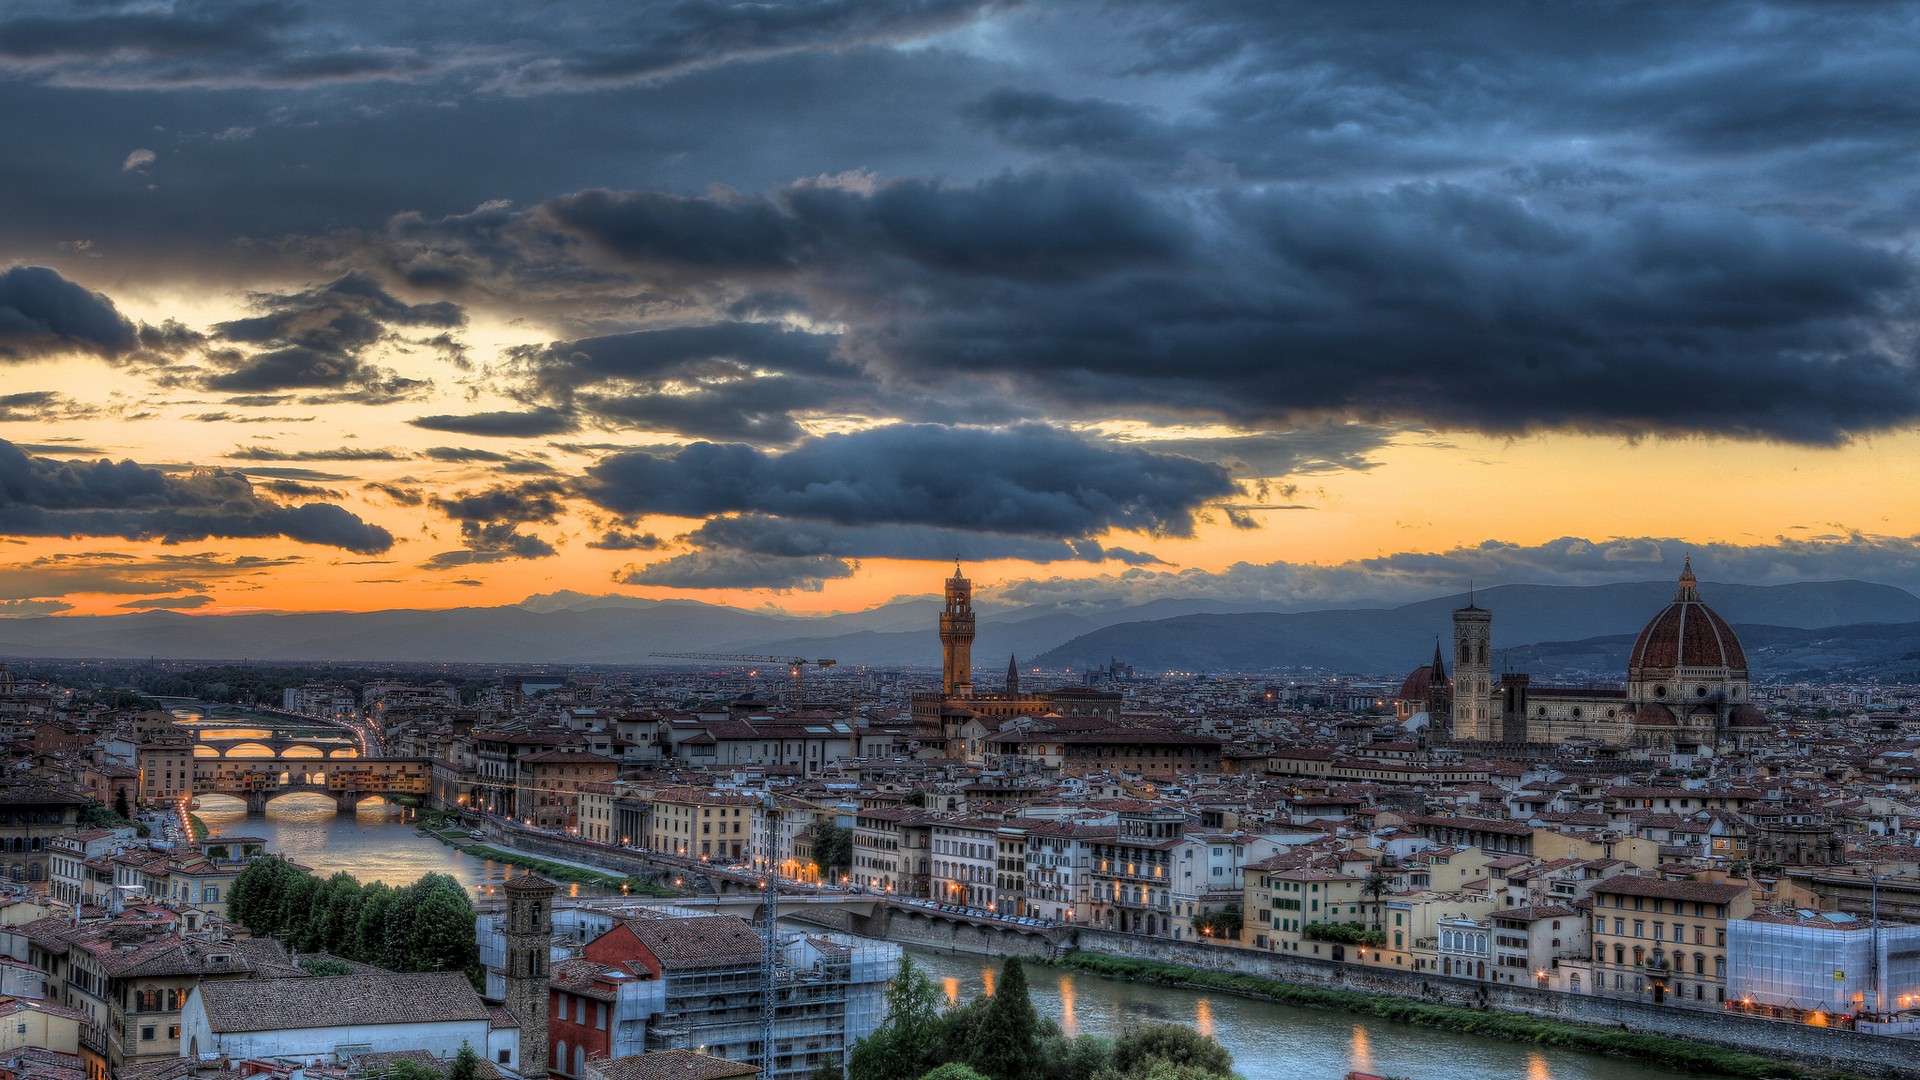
[
  {"x1": 940, "y1": 561, "x2": 976, "y2": 697},
  {"x1": 503, "y1": 872, "x2": 554, "y2": 1077},
  {"x1": 1452, "y1": 592, "x2": 1493, "y2": 740}
]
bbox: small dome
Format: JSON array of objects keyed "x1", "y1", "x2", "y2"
[
  {"x1": 1628, "y1": 559, "x2": 1747, "y2": 679},
  {"x1": 1635, "y1": 702, "x2": 1677, "y2": 727},
  {"x1": 1730, "y1": 704, "x2": 1770, "y2": 728}
]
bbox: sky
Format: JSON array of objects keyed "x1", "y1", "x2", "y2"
[{"x1": 3, "y1": 0, "x2": 1920, "y2": 619}]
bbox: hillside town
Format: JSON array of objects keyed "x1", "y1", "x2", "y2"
[{"x1": 6, "y1": 564, "x2": 1920, "y2": 1079}]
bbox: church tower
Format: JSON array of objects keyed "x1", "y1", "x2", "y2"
[
  {"x1": 940, "y1": 562, "x2": 976, "y2": 696},
  {"x1": 1006, "y1": 654, "x2": 1021, "y2": 695},
  {"x1": 1451, "y1": 594, "x2": 1493, "y2": 740},
  {"x1": 503, "y1": 872, "x2": 554, "y2": 1077}
]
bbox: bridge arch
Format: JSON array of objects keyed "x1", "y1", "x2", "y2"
[
  {"x1": 215, "y1": 741, "x2": 278, "y2": 758},
  {"x1": 326, "y1": 747, "x2": 361, "y2": 759}
]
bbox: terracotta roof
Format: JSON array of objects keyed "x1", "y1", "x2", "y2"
[
  {"x1": 195, "y1": 973, "x2": 489, "y2": 1032},
  {"x1": 1592, "y1": 875, "x2": 1749, "y2": 904},
  {"x1": 622, "y1": 916, "x2": 764, "y2": 971}
]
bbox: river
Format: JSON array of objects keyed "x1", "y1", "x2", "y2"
[
  {"x1": 193, "y1": 793, "x2": 606, "y2": 901},
  {"x1": 905, "y1": 950, "x2": 1727, "y2": 1080},
  {"x1": 193, "y1": 800, "x2": 1725, "y2": 1080}
]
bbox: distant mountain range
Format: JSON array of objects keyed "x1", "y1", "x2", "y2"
[{"x1": 2, "y1": 579, "x2": 1918, "y2": 680}]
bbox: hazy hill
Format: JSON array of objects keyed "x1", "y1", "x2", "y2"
[
  {"x1": 1, "y1": 578, "x2": 1916, "y2": 670},
  {"x1": 1028, "y1": 580, "x2": 1920, "y2": 675}
]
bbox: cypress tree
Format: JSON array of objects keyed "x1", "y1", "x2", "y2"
[{"x1": 968, "y1": 957, "x2": 1039, "y2": 1080}]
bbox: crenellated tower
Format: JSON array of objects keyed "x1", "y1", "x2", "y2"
[{"x1": 940, "y1": 561, "x2": 976, "y2": 696}]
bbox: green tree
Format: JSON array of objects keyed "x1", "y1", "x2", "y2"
[
  {"x1": 406, "y1": 875, "x2": 481, "y2": 987},
  {"x1": 1362, "y1": 869, "x2": 1390, "y2": 931},
  {"x1": 1191, "y1": 904, "x2": 1241, "y2": 940},
  {"x1": 1109, "y1": 1024, "x2": 1234, "y2": 1079},
  {"x1": 811, "y1": 820, "x2": 853, "y2": 880},
  {"x1": 447, "y1": 1041, "x2": 482, "y2": 1080},
  {"x1": 969, "y1": 957, "x2": 1040, "y2": 1080},
  {"x1": 312, "y1": 871, "x2": 363, "y2": 954},
  {"x1": 1037, "y1": 1029, "x2": 1113, "y2": 1080},
  {"x1": 231, "y1": 856, "x2": 300, "y2": 937},
  {"x1": 920, "y1": 1067, "x2": 990, "y2": 1080},
  {"x1": 113, "y1": 787, "x2": 131, "y2": 820},
  {"x1": 1105, "y1": 1063, "x2": 1235, "y2": 1080},
  {"x1": 350, "y1": 881, "x2": 395, "y2": 966},
  {"x1": 849, "y1": 954, "x2": 944, "y2": 1080},
  {"x1": 276, "y1": 873, "x2": 322, "y2": 949}
]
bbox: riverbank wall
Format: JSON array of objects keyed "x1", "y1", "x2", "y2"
[{"x1": 1073, "y1": 927, "x2": 1920, "y2": 1080}]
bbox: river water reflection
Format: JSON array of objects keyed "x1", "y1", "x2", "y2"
[
  {"x1": 193, "y1": 794, "x2": 603, "y2": 900},
  {"x1": 190, "y1": 780, "x2": 1728, "y2": 1080},
  {"x1": 907, "y1": 950, "x2": 1730, "y2": 1080}
]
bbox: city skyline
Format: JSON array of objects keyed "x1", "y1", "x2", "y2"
[{"x1": 4, "y1": 1, "x2": 1920, "y2": 618}]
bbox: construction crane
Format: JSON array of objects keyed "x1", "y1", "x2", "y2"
[
  {"x1": 759, "y1": 789, "x2": 779, "y2": 1079},
  {"x1": 649, "y1": 652, "x2": 838, "y2": 705}
]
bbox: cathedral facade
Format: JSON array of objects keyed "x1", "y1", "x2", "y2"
[{"x1": 1405, "y1": 560, "x2": 1769, "y2": 752}]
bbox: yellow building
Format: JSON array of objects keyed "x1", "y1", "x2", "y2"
[{"x1": 1589, "y1": 876, "x2": 1752, "y2": 1007}]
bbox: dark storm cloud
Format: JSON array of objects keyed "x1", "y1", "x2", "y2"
[
  {"x1": 0, "y1": 0, "x2": 1004, "y2": 92},
  {"x1": 578, "y1": 424, "x2": 1236, "y2": 537},
  {"x1": 363, "y1": 481, "x2": 425, "y2": 506},
  {"x1": 429, "y1": 479, "x2": 567, "y2": 524},
  {"x1": 617, "y1": 550, "x2": 854, "y2": 592},
  {"x1": 0, "y1": 391, "x2": 101, "y2": 423},
  {"x1": 0, "y1": 1, "x2": 427, "y2": 90},
  {"x1": 0, "y1": 266, "x2": 136, "y2": 362},
  {"x1": 587, "y1": 529, "x2": 663, "y2": 551},
  {"x1": 0, "y1": 439, "x2": 393, "y2": 552},
  {"x1": 423, "y1": 447, "x2": 510, "y2": 463},
  {"x1": 0, "y1": 551, "x2": 302, "y2": 601},
  {"x1": 203, "y1": 272, "x2": 458, "y2": 396},
  {"x1": 503, "y1": 323, "x2": 859, "y2": 442},
  {"x1": 422, "y1": 479, "x2": 566, "y2": 567},
  {"x1": 226, "y1": 445, "x2": 409, "y2": 462},
  {"x1": 117, "y1": 594, "x2": 216, "y2": 609},
  {"x1": 408, "y1": 408, "x2": 579, "y2": 438},
  {"x1": 684, "y1": 514, "x2": 1165, "y2": 565},
  {"x1": 489, "y1": 0, "x2": 1005, "y2": 92},
  {"x1": 395, "y1": 159, "x2": 1917, "y2": 444},
  {"x1": 0, "y1": 598, "x2": 74, "y2": 616},
  {"x1": 1120, "y1": 425, "x2": 1395, "y2": 478},
  {"x1": 546, "y1": 169, "x2": 1184, "y2": 281},
  {"x1": 421, "y1": 522, "x2": 557, "y2": 569}
]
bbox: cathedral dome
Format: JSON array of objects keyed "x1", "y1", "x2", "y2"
[
  {"x1": 1397, "y1": 664, "x2": 1450, "y2": 703},
  {"x1": 1730, "y1": 703, "x2": 1770, "y2": 728},
  {"x1": 1628, "y1": 558, "x2": 1747, "y2": 680}
]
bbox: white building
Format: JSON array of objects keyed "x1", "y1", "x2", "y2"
[
  {"x1": 1728, "y1": 911, "x2": 1920, "y2": 1016},
  {"x1": 178, "y1": 972, "x2": 512, "y2": 1068}
]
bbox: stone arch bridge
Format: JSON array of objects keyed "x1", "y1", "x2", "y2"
[{"x1": 190, "y1": 755, "x2": 432, "y2": 813}]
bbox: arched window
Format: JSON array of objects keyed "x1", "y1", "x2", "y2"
[{"x1": 556, "y1": 1041, "x2": 568, "y2": 1076}]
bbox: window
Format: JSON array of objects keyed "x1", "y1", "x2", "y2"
[
  {"x1": 498, "y1": 1052, "x2": 511, "y2": 1065},
  {"x1": 141, "y1": 1026, "x2": 156, "y2": 1042}
]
